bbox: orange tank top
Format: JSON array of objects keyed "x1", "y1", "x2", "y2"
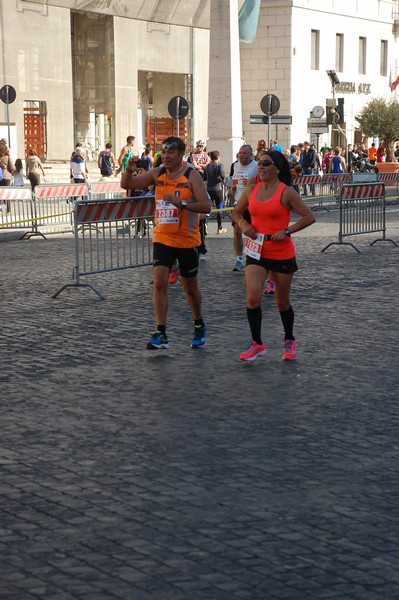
[
  {"x1": 248, "y1": 182, "x2": 295, "y2": 260},
  {"x1": 153, "y1": 167, "x2": 200, "y2": 248}
]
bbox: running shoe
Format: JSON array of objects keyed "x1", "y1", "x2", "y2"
[
  {"x1": 217, "y1": 228, "x2": 227, "y2": 234},
  {"x1": 168, "y1": 267, "x2": 180, "y2": 284},
  {"x1": 282, "y1": 339, "x2": 297, "y2": 361},
  {"x1": 240, "y1": 341, "x2": 267, "y2": 362},
  {"x1": 263, "y1": 279, "x2": 276, "y2": 294},
  {"x1": 191, "y1": 325, "x2": 206, "y2": 348},
  {"x1": 233, "y1": 259, "x2": 244, "y2": 272},
  {"x1": 146, "y1": 331, "x2": 169, "y2": 350}
]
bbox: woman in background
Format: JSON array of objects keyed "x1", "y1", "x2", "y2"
[
  {"x1": 26, "y1": 148, "x2": 45, "y2": 191},
  {"x1": 0, "y1": 138, "x2": 15, "y2": 186},
  {"x1": 12, "y1": 159, "x2": 29, "y2": 186}
]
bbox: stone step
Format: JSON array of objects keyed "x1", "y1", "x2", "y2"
[{"x1": 42, "y1": 161, "x2": 99, "y2": 183}]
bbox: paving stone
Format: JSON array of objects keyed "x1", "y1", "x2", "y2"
[{"x1": 0, "y1": 211, "x2": 398, "y2": 598}]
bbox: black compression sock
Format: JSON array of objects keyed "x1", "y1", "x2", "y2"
[
  {"x1": 194, "y1": 318, "x2": 205, "y2": 328},
  {"x1": 279, "y1": 306, "x2": 295, "y2": 340},
  {"x1": 247, "y1": 306, "x2": 262, "y2": 345},
  {"x1": 157, "y1": 325, "x2": 166, "y2": 336}
]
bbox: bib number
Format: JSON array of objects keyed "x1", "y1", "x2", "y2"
[
  {"x1": 156, "y1": 200, "x2": 179, "y2": 224},
  {"x1": 244, "y1": 233, "x2": 264, "y2": 260}
]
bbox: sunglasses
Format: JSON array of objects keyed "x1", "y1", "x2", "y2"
[
  {"x1": 160, "y1": 142, "x2": 182, "y2": 151},
  {"x1": 258, "y1": 159, "x2": 274, "y2": 167}
]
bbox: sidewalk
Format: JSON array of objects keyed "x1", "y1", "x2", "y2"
[{"x1": 1, "y1": 209, "x2": 398, "y2": 599}]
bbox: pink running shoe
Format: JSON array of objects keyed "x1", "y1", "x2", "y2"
[
  {"x1": 240, "y1": 341, "x2": 267, "y2": 362},
  {"x1": 282, "y1": 339, "x2": 297, "y2": 361},
  {"x1": 263, "y1": 279, "x2": 276, "y2": 294},
  {"x1": 168, "y1": 267, "x2": 180, "y2": 284}
]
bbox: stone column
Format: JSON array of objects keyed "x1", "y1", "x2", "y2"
[{"x1": 207, "y1": 0, "x2": 243, "y2": 168}]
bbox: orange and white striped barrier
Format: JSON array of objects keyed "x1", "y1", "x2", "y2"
[
  {"x1": 53, "y1": 195, "x2": 155, "y2": 299},
  {"x1": 90, "y1": 181, "x2": 126, "y2": 199},
  {"x1": 76, "y1": 197, "x2": 154, "y2": 223},
  {"x1": 27, "y1": 184, "x2": 88, "y2": 237},
  {"x1": 378, "y1": 172, "x2": 398, "y2": 183},
  {"x1": 0, "y1": 188, "x2": 32, "y2": 201},
  {"x1": 34, "y1": 184, "x2": 88, "y2": 198},
  {"x1": 293, "y1": 175, "x2": 322, "y2": 185},
  {"x1": 341, "y1": 183, "x2": 385, "y2": 200},
  {"x1": 0, "y1": 188, "x2": 34, "y2": 234},
  {"x1": 322, "y1": 173, "x2": 352, "y2": 184}
]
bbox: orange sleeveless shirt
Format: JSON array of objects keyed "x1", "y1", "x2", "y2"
[
  {"x1": 248, "y1": 182, "x2": 295, "y2": 260},
  {"x1": 153, "y1": 167, "x2": 200, "y2": 248}
]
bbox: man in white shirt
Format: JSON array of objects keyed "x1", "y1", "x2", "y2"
[{"x1": 231, "y1": 144, "x2": 258, "y2": 271}]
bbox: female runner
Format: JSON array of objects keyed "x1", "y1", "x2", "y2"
[{"x1": 231, "y1": 150, "x2": 315, "y2": 362}]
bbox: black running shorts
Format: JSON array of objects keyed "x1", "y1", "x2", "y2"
[
  {"x1": 153, "y1": 242, "x2": 199, "y2": 278},
  {"x1": 246, "y1": 255, "x2": 298, "y2": 274}
]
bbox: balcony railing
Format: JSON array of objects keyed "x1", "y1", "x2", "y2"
[{"x1": 394, "y1": 0, "x2": 399, "y2": 19}]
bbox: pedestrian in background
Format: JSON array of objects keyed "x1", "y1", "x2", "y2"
[
  {"x1": 231, "y1": 144, "x2": 258, "y2": 272},
  {"x1": 368, "y1": 142, "x2": 377, "y2": 165},
  {"x1": 189, "y1": 140, "x2": 211, "y2": 178},
  {"x1": 26, "y1": 148, "x2": 45, "y2": 191},
  {"x1": 301, "y1": 141, "x2": 316, "y2": 195},
  {"x1": 329, "y1": 147, "x2": 346, "y2": 174},
  {"x1": 118, "y1": 135, "x2": 135, "y2": 174},
  {"x1": 0, "y1": 139, "x2": 15, "y2": 186},
  {"x1": 12, "y1": 159, "x2": 29, "y2": 186},
  {"x1": 255, "y1": 139, "x2": 267, "y2": 160},
  {"x1": 376, "y1": 142, "x2": 386, "y2": 163},
  {"x1": 97, "y1": 142, "x2": 116, "y2": 178},
  {"x1": 204, "y1": 150, "x2": 226, "y2": 235},
  {"x1": 70, "y1": 147, "x2": 88, "y2": 183}
]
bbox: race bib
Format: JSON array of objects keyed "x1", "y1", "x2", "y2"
[
  {"x1": 233, "y1": 175, "x2": 247, "y2": 188},
  {"x1": 244, "y1": 234, "x2": 265, "y2": 260},
  {"x1": 156, "y1": 200, "x2": 179, "y2": 224}
]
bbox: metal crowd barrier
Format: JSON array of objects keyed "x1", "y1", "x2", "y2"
[
  {"x1": 293, "y1": 175, "x2": 325, "y2": 210},
  {"x1": 378, "y1": 172, "x2": 399, "y2": 204},
  {"x1": 52, "y1": 195, "x2": 155, "y2": 299},
  {"x1": 321, "y1": 182, "x2": 398, "y2": 253},
  {"x1": 0, "y1": 188, "x2": 34, "y2": 236},
  {"x1": 32, "y1": 183, "x2": 88, "y2": 238}
]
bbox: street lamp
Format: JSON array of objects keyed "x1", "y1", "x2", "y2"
[
  {"x1": 326, "y1": 69, "x2": 340, "y2": 98},
  {"x1": 326, "y1": 70, "x2": 347, "y2": 166}
]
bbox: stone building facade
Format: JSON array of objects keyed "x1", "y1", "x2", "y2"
[
  {"x1": 241, "y1": 0, "x2": 395, "y2": 153},
  {"x1": 0, "y1": 0, "x2": 397, "y2": 164}
]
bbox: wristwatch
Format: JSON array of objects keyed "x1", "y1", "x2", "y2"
[
  {"x1": 284, "y1": 228, "x2": 291, "y2": 237},
  {"x1": 180, "y1": 200, "x2": 187, "y2": 209}
]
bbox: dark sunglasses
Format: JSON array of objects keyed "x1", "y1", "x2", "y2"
[
  {"x1": 160, "y1": 142, "x2": 182, "y2": 151},
  {"x1": 258, "y1": 159, "x2": 274, "y2": 167}
]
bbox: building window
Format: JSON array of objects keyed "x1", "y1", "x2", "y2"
[
  {"x1": 359, "y1": 37, "x2": 367, "y2": 74},
  {"x1": 335, "y1": 34, "x2": 344, "y2": 72},
  {"x1": 311, "y1": 30, "x2": 319, "y2": 70},
  {"x1": 380, "y1": 40, "x2": 388, "y2": 76}
]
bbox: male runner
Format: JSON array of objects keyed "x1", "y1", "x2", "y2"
[{"x1": 121, "y1": 136, "x2": 211, "y2": 350}]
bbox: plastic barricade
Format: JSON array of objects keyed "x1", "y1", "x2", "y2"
[
  {"x1": 33, "y1": 183, "x2": 88, "y2": 237},
  {"x1": 0, "y1": 188, "x2": 34, "y2": 237},
  {"x1": 377, "y1": 172, "x2": 399, "y2": 204},
  {"x1": 89, "y1": 180, "x2": 127, "y2": 200},
  {"x1": 292, "y1": 175, "x2": 323, "y2": 210}
]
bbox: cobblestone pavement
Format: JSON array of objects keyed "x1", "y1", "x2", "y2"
[{"x1": 1, "y1": 208, "x2": 399, "y2": 599}]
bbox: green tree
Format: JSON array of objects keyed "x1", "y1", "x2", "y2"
[{"x1": 357, "y1": 97, "x2": 399, "y2": 162}]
